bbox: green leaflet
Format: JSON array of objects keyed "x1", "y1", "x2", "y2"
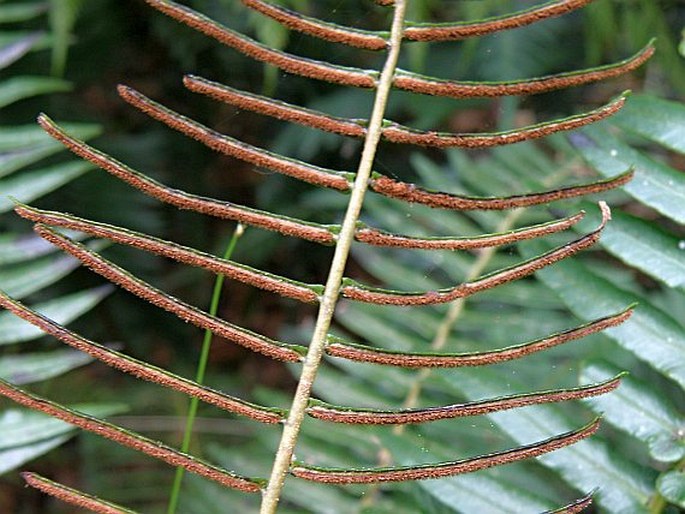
[
  {"x1": 657, "y1": 470, "x2": 685, "y2": 508},
  {"x1": 612, "y1": 94, "x2": 685, "y2": 154},
  {"x1": 0, "y1": 3, "x2": 47, "y2": 24},
  {"x1": 0, "y1": 123, "x2": 100, "y2": 151},
  {"x1": 0, "y1": 434, "x2": 71, "y2": 475},
  {"x1": 0, "y1": 75, "x2": 71, "y2": 108},
  {"x1": 0, "y1": 32, "x2": 42, "y2": 69},
  {"x1": 0, "y1": 404, "x2": 127, "y2": 474},
  {"x1": 0, "y1": 230, "x2": 85, "y2": 265},
  {"x1": 0, "y1": 160, "x2": 93, "y2": 213},
  {"x1": 574, "y1": 124, "x2": 685, "y2": 224},
  {"x1": 48, "y1": 0, "x2": 87, "y2": 77},
  {"x1": 330, "y1": 292, "x2": 652, "y2": 512},
  {"x1": 581, "y1": 361, "x2": 685, "y2": 464},
  {"x1": 0, "y1": 32, "x2": 50, "y2": 56},
  {"x1": 0, "y1": 378, "x2": 266, "y2": 490},
  {"x1": 0, "y1": 286, "x2": 112, "y2": 346},
  {"x1": 0, "y1": 349, "x2": 93, "y2": 384},
  {"x1": 382, "y1": 433, "x2": 555, "y2": 513},
  {"x1": 0, "y1": 241, "x2": 106, "y2": 299},
  {"x1": 522, "y1": 240, "x2": 685, "y2": 389},
  {"x1": 0, "y1": 1, "x2": 112, "y2": 489},
  {"x1": 0, "y1": 405, "x2": 128, "y2": 450},
  {"x1": 0, "y1": 123, "x2": 101, "y2": 177},
  {"x1": 438, "y1": 368, "x2": 654, "y2": 513},
  {"x1": 580, "y1": 206, "x2": 685, "y2": 289}
]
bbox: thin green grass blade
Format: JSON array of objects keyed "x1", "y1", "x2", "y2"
[{"x1": 166, "y1": 223, "x2": 245, "y2": 514}]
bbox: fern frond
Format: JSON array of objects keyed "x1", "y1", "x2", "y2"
[
  {"x1": 342, "y1": 202, "x2": 610, "y2": 305},
  {"x1": 369, "y1": 171, "x2": 633, "y2": 210},
  {"x1": 394, "y1": 42, "x2": 654, "y2": 98},
  {"x1": 356, "y1": 211, "x2": 585, "y2": 249},
  {"x1": 118, "y1": 85, "x2": 354, "y2": 191},
  {"x1": 146, "y1": 0, "x2": 654, "y2": 98},
  {"x1": 16, "y1": 204, "x2": 322, "y2": 303},
  {"x1": 1, "y1": 0, "x2": 656, "y2": 511},
  {"x1": 544, "y1": 492, "x2": 594, "y2": 513},
  {"x1": 185, "y1": 75, "x2": 629, "y2": 148},
  {"x1": 241, "y1": 0, "x2": 597, "y2": 46}
]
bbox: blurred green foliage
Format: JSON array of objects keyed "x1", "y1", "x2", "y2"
[{"x1": 0, "y1": 0, "x2": 683, "y2": 512}]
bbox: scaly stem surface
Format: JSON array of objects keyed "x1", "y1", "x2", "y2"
[
  {"x1": 259, "y1": 2, "x2": 408, "y2": 512},
  {"x1": 166, "y1": 224, "x2": 245, "y2": 514}
]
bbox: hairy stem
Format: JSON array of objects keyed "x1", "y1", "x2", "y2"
[
  {"x1": 259, "y1": 2, "x2": 408, "y2": 512},
  {"x1": 166, "y1": 224, "x2": 245, "y2": 514}
]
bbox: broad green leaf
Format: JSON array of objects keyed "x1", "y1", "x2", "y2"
[
  {"x1": 0, "y1": 285, "x2": 112, "y2": 346},
  {"x1": 0, "y1": 3, "x2": 47, "y2": 24},
  {"x1": 0, "y1": 403, "x2": 126, "y2": 475},
  {"x1": 612, "y1": 94, "x2": 685, "y2": 154},
  {"x1": 0, "y1": 160, "x2": 93, "y2": 212},
  {"x1": 0, "y1": 348, "x2": 93, "y2": 384},
  {"x1": 0, "y1": 31, "x2": 50, "y2": 51},
  {"x1": 572, "y1": 125, "x2": 685, "y2": 223},
  {"x1": 657, "y1": 470, "x2": 685, "y2": 508},
  {"x1": 581, "y1": 361, "x2": 685, "y2": 463},
  {"x1": 1, "y1": 143, "x2": 70, "y2": 178},
  {"x1": 0, "y1": 76, "x2": 70, "y2": 108},
  {"x1": 522, "y1": 241, "x2": 685, "y2": 388},
  {"x1": 0, "y1": 123, "x2": 100, "y2": 151}
]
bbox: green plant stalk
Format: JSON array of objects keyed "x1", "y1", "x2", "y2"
[
  {"x1": 166, "y1": 223, "x2": 245, "y2": 514},
  {"x1": 259, "y1": 2, "x2": 408, "y2": 512}
]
